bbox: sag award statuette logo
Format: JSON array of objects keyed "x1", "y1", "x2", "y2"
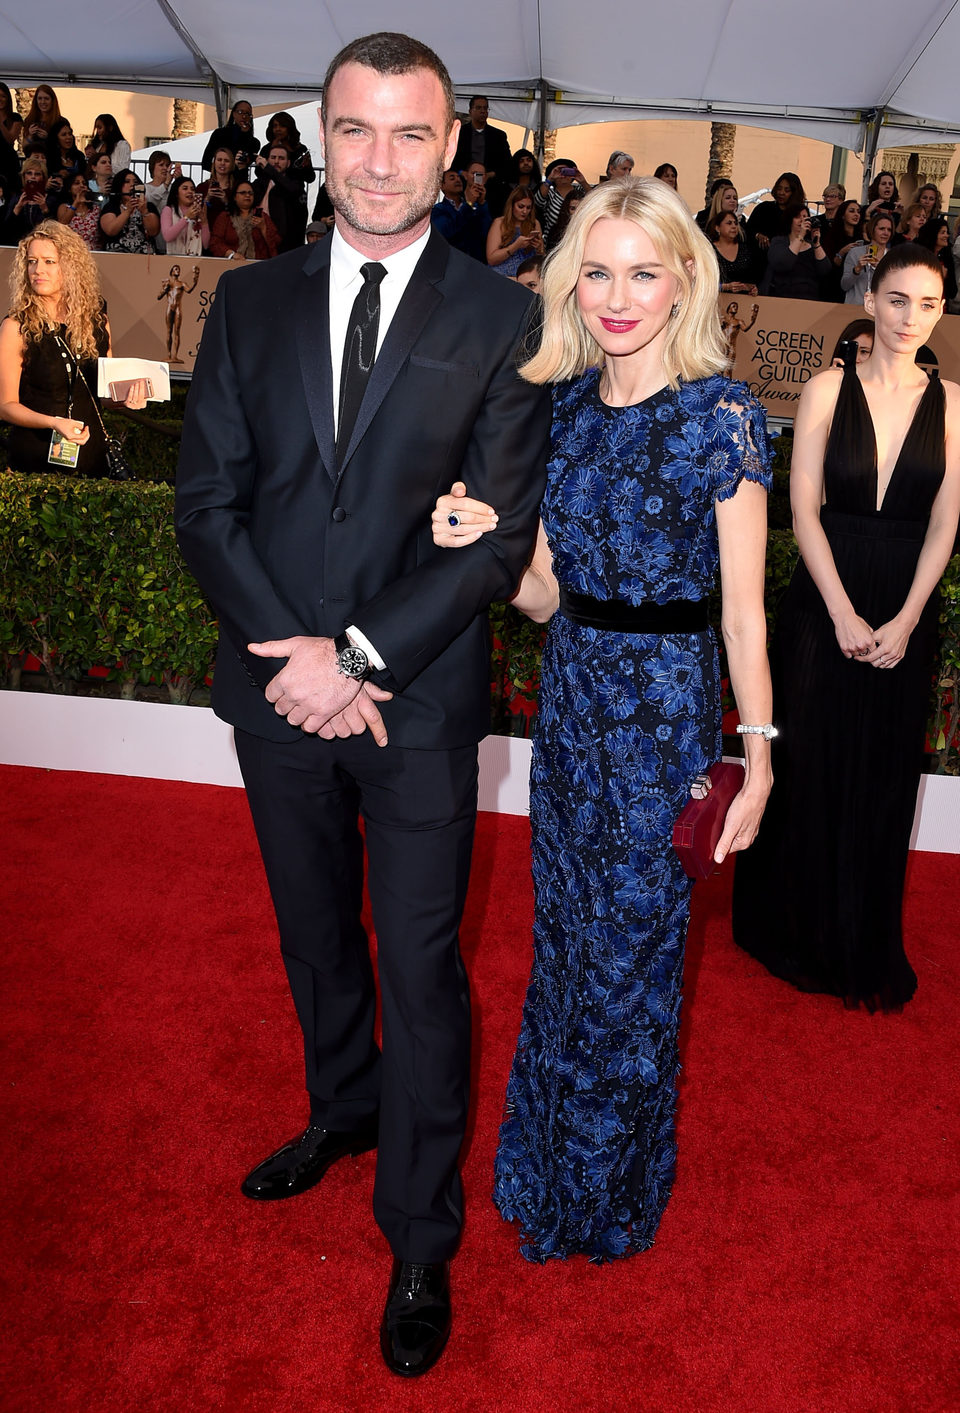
[{"x1": 157, "y1": 264, "x2": 201, "y2": 365}]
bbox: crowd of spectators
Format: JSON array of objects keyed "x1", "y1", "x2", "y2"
[
  {"x1": 2, "y1": 83, "x2": 958, "y2": 307},
  {"x1": 0, "y1": 84, "x2": 315, "y2": 265}
]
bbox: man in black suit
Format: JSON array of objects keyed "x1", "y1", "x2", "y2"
[
  {"x1": 451, "y1": 96, "x2": 513, "y2": 213},
  {"x1": 175, "y1": 32, "x2": 550, "y2": 1379}
]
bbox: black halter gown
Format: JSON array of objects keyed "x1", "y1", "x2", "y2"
[{"x1": 733, "y1": 363, "x2": 946, "y2": 1011}]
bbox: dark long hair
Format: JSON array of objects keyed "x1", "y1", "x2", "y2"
[
  {"x1": 265, "y1": 111, "x2": 302, "y2": 147},
  {"x1": 547, "y1": 190, "x2": 582, "y2": 250},
  {"x1": 508, "y1": 148, "x2": 542, "y2": 189},
  {"x1": 93, "y1": 114, "x2": 127, "y2": 155},
  {"x1": 830, "y1": 318, "x2": 874, "y2": 364},
  {"x1": 102, "y1": 168, "x2": 137, "y2": 215},
  {"x1": 45, "y1": 118, "x2": 85, "y2": 174},
  {"x1": 774, "y1": 171, "x2": 806, "y2": 206},
  {"x1": 830, "y1": 199, "x2": 864, "y2": 244},
  {"x1": 0, "y1": 81, "x2": 16, "y2": 121},
  {"x1": 166, "y1": 175, "x2": 198, "y2": 210},
  {"x1": 915, "y1": 216, "x2": 948, "y2": 252},
  {"x1": 867, "y1": 170, "x2": 898, "y2": 205},
  {"x1": 227, "y1": 180, "x2": 257, "y2": 217}
]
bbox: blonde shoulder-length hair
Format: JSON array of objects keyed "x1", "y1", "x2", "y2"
[
  {"x1": 521, "y1": 176, "x2": 728, "y2": 387},
  {"x1": 9, "y1": 220, "x2": 107, "y2": 362}
]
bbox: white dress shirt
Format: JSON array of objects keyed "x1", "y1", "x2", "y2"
[
  {"x1": 329, "y1": 224, "x2": 432, "y2": 671},
  {"x1": 328, "y1": 224, "x2": 432, "y2": 439}
]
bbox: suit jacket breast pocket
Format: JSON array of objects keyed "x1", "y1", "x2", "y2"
[{"x1": 408, "y1": 354, "x2": 479, "y2": 377}]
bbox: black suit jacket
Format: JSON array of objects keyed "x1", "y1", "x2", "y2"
[
  {"x1": 175, "y1": 231, "x2": 551, "y2": 750},
  {"x1": 452, "y1": 123, "x2": 513, "y2": 184}
]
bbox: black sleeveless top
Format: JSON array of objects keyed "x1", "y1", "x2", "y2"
[
  {"x1": 6, "y1": 317, "x2": 110, "y2": 477},
  {"x1": 823, "y1": 362, "x2": 945, "y2": 524}
]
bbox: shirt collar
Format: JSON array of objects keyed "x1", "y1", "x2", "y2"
[{"x1": 330, "y1": 225, "x2": 432, "y2": 295}]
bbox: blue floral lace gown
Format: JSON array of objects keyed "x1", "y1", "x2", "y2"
[{"x1": 493, "y1": 370, "x2": 771, "y2": 1262}]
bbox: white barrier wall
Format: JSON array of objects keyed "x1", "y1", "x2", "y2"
[{"x1": 0, "y1": 690, "x2": 957, "y2": 852}]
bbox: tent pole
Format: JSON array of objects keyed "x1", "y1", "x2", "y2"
[
  {"x1": 536, "y1": 80, "x2": 548, "y2": 163},
  {"x1": 861, "y1": 108, "x2": 884, "y2": 204}
]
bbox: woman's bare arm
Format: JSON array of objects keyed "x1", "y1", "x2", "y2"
[
  {"x1": 790, "y1": 369, "x2": 876, "y2": 658},
  {"x1": 863, "y1": 378, "x2": 960, "y2": 667},
  {"x1": 714, "y1": 478, "x2": 773, "y2": 862}
]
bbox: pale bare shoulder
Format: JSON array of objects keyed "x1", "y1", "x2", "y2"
[
  {"x1": 0, "y1": 315, "x2": 25, "y2": 353},
  {"x1": 794, "y1": 365, "x2": 842, "y2": 434},
  {"x1": 803, "y1": 365, "x2": 843, "y2": 404}
]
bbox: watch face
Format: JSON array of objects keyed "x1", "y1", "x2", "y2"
[{"x1": 338, "y1": 645, "x2": 369, "y2": 679}]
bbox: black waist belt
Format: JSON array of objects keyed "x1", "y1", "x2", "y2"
[
  {"x1": 820, "y1": 507, "x2": 926, "y2": 543},
  {"x1": 559, "y1": 587, "x2": 709, "y2": 633}
]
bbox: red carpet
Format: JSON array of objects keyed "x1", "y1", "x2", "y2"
[{"x1": 2, "y1": 764, "x2": 958, "y2": 1413}]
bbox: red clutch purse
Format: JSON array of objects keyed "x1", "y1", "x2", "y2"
[{"x1": 672, "y1": 761, "x2": 744, "y2": 881}]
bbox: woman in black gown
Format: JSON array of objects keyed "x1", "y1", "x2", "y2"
[{"x1": 733, "y1": 245, "x2": 960, "y2": 1011}]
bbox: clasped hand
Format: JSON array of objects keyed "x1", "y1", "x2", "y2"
[
  {"x1": 834, "y1": 611, "x2": 909, "y2": 669},
  {"x1": 248, "y1": 635, "x2": 393, "y2": 744}
]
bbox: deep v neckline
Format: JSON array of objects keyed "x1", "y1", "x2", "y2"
[{"x1": 851, "y1": 372, "x2": 932, "y2": 513}]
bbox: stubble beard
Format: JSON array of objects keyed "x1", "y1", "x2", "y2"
[{"x1": 325, "y1": 156, "x2": 446, "y2": 239}]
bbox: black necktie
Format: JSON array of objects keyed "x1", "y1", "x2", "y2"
[{"x1": 337, "y1": 261, "x2": 386, "y2": 464}]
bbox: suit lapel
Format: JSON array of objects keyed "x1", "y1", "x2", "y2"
[
  {"x1": 337, "y1": 232, "x2": 448, "y2": 476},
  {"x1": 296, "y1": 241, "x2": 336, "y2": 480}
]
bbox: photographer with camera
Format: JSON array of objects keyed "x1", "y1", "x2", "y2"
[
  {"x1": 840, "y1": 211, "x2": 894, "y2": 304},
  {"x1": 98, "y1": 169, "x2": 160, "y2": 253},
  {"x1": 252, "y1": 143, "x2": 310, "y2": 253},
  {"x1": 201, "y1": 100, "x2": 260, "y2": 182},
  {"x1": 763, "y1": 204, "x2": 833, "y2": 300},
  {"x1": 430, "y1": 167, "x2": 491, "y2": 263},
  {"x1": 7, "y1": 158, "x2": 51, "y2": 243},
  {"x1": 534, "y1": 157, "x2": 588, "y2": 243},
  {"x1": 161, "y1": 175, "x2": 210, "y2": 257}
]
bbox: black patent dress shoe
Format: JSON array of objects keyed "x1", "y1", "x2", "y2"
[
  {"x1": 379, "y1": 1259, "x2": 451, "y2": 1377},
  {"x1": 240, "y1": 1119, "x2": 377, "y2": 1200}
]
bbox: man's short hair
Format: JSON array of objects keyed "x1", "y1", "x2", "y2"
[
  {"x1": 265, "y1": 142, "x2": 289, "y2": 159},
  {"x1": 148, "y1": 150, "x2": 171, "y2": 176},
  {"x1": 322, "y1": 31, "x2": 455, "y2": 130},
  {"x1": 469, "y1": 96, "x2": 488, "y2": 108}
]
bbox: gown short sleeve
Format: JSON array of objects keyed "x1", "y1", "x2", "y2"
[{"x1": 707, "y1": 387, "x2": 772, "y2": 503}]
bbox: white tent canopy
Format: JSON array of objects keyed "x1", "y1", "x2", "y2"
[{"x1": 5, "y1": 0, "x2": 960, "y2": 157}]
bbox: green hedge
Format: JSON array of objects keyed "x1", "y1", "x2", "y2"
[
  {"x1": 1, "y1": 469, "x2": 958, "y2": 772},
  {"x1": 0, "y1": 472, "x2": 216, "y2": 702}
]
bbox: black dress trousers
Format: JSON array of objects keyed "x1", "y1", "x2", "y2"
[{"x1": 234, "y1": 726, "x2": 478, "y2": 1264}]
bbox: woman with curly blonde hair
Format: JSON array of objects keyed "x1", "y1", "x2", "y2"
[
  {"x1": 431, "y1": 176, "x2": 773, "y2": 1261},
  {"x1": 0, "y1": 220, "x2": 146, "y2": 475}
]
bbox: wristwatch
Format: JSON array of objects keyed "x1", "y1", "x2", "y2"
[{"x1": 334, "y1": 632, "x2": 372, "y2": 681}]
